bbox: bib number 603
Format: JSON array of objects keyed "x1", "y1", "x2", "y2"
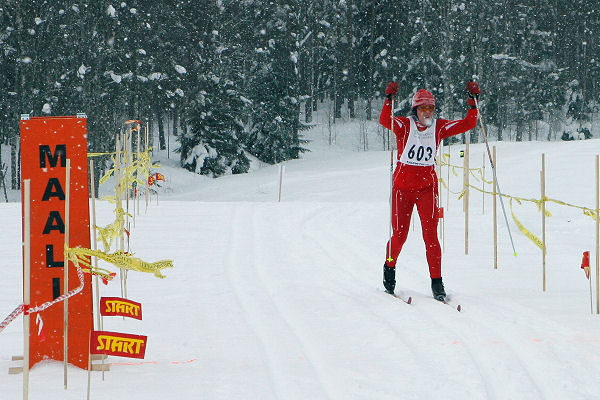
[{"x1": 407, "y1": 145, "x2": 433, "y2": 162}]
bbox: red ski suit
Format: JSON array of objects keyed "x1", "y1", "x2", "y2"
[{"x1": 379, "y1": 98, "x2": 477, "y2": 278}]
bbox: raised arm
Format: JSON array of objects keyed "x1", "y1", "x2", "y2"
[{"x1": 439, "y1": 81, "x2": 481, "y2": 139}]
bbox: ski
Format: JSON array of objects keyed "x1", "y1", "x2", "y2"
[
  {"x1": 386, "y1": 290, "x2": 412, "y2": 305},
  {"x1": 435, "y1": 297, "x2": 461, "y2": 312}
]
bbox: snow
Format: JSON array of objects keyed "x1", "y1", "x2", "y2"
[{"x1": 2, "y1": 112, "x2": 600, "y2": 399}]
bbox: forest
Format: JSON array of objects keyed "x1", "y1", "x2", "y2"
[{"x1": 0, "y1": 0, "x2": 597, "y2": 185}]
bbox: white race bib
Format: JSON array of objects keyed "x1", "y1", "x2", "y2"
[{"x1": 399, "y1": 117, "x2": 437, "y2": 166}]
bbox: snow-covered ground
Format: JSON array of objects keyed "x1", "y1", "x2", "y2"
[{"x1": 2, "y1": 112, "x2": 600, "y2": 399}]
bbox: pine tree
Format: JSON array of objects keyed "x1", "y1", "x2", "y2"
[
  {"x1": 178, "y1": 1, "x2": 249, "y2": 177},
  {"x1": 245, "y1": 0, "x2": 308, "y2": 164}
]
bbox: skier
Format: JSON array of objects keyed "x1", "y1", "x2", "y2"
[{"x1": 380, "y1": 80, "x2": 481, "y2": 301}]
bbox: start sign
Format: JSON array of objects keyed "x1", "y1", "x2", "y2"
[{"x1": 20, "y1": 115, "x2": 92, "y2": 370}]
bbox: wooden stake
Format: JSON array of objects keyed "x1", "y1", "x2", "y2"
[
  {"x1": 590, "y1": 268, "x2": 594, "y2": 315},
  {"x1": 145, "y1": 124, "x2": 150, "y2": 213},
  {"x1": 89, "y1": 159, "x2": 105, "y2": 379},
  {"x1": 90, "y1": 159, "x2": 100, "y2": 331},
  {"x1": 541, "y1": 153, "x2": 546, "y2": 292},
  {"x1": 596, "y1": 155, "x2": 600, "y2": 314},
  {"x1": 493, "y1": 146, "x2": 498, "y2": 270},
  {"x1": 86, "y1": 331, "x2": 92, "y2": 400},
  {"x1": 482, "y1": 152, "x2": 486, "y2": 215},
  {"x1": 115, "y1": 135, "x2": 125, "y2": 299},
  {"x1": 64, "y1": 159, "x2": 71, "y2": 389},
  {"x1": 136, "y1": 124, "x2": 141, "y2": 219},
  {"x1": 23, "y1": 179, "x2": 31, "y2": 400},
  {"x1": 464, "y1": 133, "x2": 470, "y2": 255}
]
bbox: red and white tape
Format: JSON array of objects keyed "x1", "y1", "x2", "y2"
[{"x1": 0, "y1": 265, "x2": 85, "y2": 334}]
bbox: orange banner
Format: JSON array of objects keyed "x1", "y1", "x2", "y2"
[
  {"x1": 100, "y1": 297, "x2": 142, "y2": 320},
  {"x1": 90, "y1": 331, "x2": 147, "y2": 359},
  {"x1": 20, "y1": 115, "x2": 92, "y2": 369}
]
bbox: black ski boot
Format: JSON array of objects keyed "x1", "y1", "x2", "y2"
[
  {"x1": 383, "y1": 264, "x2": 396, "y2": 294},
  {"x1": 431, "y1": 277, "x2": 446, "y2": 301}
]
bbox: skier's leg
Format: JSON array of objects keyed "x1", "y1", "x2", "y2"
[
  {"x1": 415, "y1": 185, "x2": 442, "y2": 279},
  {"x1": 383, "y1": 188, "x2": 415, "y2": 293},
  {"x1": 385, "y1": 188, "x2": 416, "y2": 267}
]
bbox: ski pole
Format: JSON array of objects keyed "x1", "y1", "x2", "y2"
[
  {"x1": 387, "y1": 98, "x2": 395, "y2": 264},
  {"x1": 475, "y1": 98, "x2": 517, "y2": 256}
]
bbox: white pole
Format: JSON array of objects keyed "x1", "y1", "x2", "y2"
[
  {"x1": 64, "y1": 159, "x2": 71, "y2": 389},
  {"x1": 475, "y1": 99, "x2": 517, "y2": 255},
  {"x1": 278, "y1": 165, "x2": 284, "y2": 202},
  {"x1": 438, "y1": 141, "x2": 444, "y2": 252},
  {"x1": 23, "y1": 179, "x2": 31, "y2": 400}
]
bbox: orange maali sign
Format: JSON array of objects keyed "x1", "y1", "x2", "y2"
[
  {"x1": 90, "y1": 331, "x2": 147, "y2": 359},
  {"x1": 20, "y1": 115, "x2": 92, "y2": 369}
]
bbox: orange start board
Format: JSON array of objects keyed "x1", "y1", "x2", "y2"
[{"x1": 20, "y1": 114, "x2": 92, "y2": 369}]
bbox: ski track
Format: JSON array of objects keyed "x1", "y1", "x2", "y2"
[
  {"x1": 303, "y1": 202, "x2": 559, "y2": 399},
  {"x1": 226, "y1": 203, "x2": 334, "y2": 400},
  {"x1": 223, "y1": 205, "x2": 281, "y2": 399},
  {"x1": 248, "y1": 204, "x2": 336, "y2": 400},
  {"x1": 299, "y1": 203, "x2": 494, "y2": 399},
  {"x1": 399, "y1": 261, "x2": 549, "y2": 399},
  {"x1": 479, "y1": 295, "x2": 600, "y2": 398}
]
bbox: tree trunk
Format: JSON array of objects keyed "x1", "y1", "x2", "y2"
[
  {"x1": 156, "y1": 109, "x2": 166, "y2": 150},
  {"x1": 11, "y1": 136, "x2": 19, "y2": 190},
  {"x1": 305, "y1": 98, "x2": 313, "y2": 123},
  {"x1": 172, "y1": 109, "x2": 179, "y2": 137},
  {"x1": 515, "y1": 122, "x2": 524, "y2": 142}
]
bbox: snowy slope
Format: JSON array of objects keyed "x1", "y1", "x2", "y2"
[{"x1": 2, "y1": 115, "x2": 600, "y2": 399}]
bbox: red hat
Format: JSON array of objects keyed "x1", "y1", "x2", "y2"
[{"x1": 412, "y1": 89, "x2": 435, "y2": 108}]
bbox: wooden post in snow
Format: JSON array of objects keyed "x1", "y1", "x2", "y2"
[
  {"x1": 541, "y1": 153, "x2": 546, "y2": 292},
  {"x1": 596, "y1": 155, "x2": 600, "y2": 314},
  {"x1": 23, "y1": 179, "x2": 31, "y2": 400},
  {"x1": 89, "y1": 159, "x2": 105, "y2": 379},
  {"x1": 115, "y1": 135, "x2": 126, "y2": 299},
  {"x1": 493, "y1": 146, "x2": 498, "y2": 270},
  {"x1": 63, "y1": 159, "x2": 71, "y2": 389},
  {"x1": 482, "y1": 152, "x2": 486, "y2": 214},
  {"x1": 464, "y1": 133, "x2": 470, "y2": 255}
]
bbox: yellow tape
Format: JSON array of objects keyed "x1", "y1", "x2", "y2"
[
  {"x1": 509, "y1": 198, "x2": 545, "y2": 251},
  {"x1": 67, "y1": 247, "x2": 173, "y2": 279}
]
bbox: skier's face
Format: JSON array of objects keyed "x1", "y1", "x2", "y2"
[{"x1": 417, "y1": 105, "x2": 435, "y2": 127}]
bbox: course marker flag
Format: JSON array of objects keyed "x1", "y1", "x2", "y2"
[
  {"x1": 100, "y1": 297, "x2": 142, "y2": 320},
  {"x1": 90, "y1": 331, "x2": 147, "y2": 359},
  {"x1": 581, "y1": 251, "x2": 590, "y2": 279}
]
